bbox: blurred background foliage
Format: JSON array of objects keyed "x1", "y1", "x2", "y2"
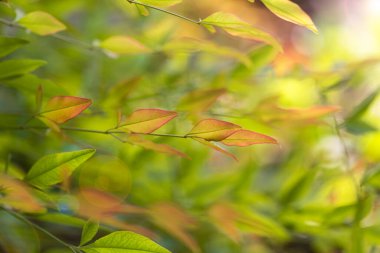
[{"x1": 1, "y1": 0, "x2": 380, "y2": 252}]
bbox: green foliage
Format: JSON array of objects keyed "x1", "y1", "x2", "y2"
[{"x1": 1, "y1": 0, "x2": 380, "y2": 253}]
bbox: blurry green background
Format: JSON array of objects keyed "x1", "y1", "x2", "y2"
[{"x1": 1, "y1": 0, "x2": 380, "y2": 252}]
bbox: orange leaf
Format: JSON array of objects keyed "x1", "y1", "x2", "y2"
[
  {"x1": 149, "y1": 203, "x2": 200, "y2": 253},
  {"x1": 221, "y1": 130, "x2": 278, "y2": 147},
  {"x1": 119, "y1": 109, "x2": 177, "y2": 134},
  {"x1": 0, "y1": 175, "x2": 45, "y2": 213},
  {"x1": 186, "y1": 119, "x2": 241, "y2": 141},
  {"x1": 193, "y1": 137, "x2": 237, "y2": 161},
  {"x1": 128, "y1": 134, "x2": 189, "y2": 159},
  {"x1": 39, "y1": 96, "x2": 92, "y2": 124}
]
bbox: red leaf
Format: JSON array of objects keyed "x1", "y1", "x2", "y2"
[
  {"x1": 119, "y1": 109, "x2": 177, "y2": 134},
  {"x1": 186, "y1": 119, "x2": 241, "y2": 141},
  {"x1": 221, "y1": 130, "x2": 278, "y2": 147},
  {"x1": 40, "y1": 96, "x2": 92, "y2": 124}
]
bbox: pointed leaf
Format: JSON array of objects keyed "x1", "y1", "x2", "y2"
[
  {"x1": 0, "y1": 59, "x2": 46, "y2": 80},
  {"x1": 135, "y1": 4, "x2": 150, "y2": 16},
  {"x1": 221, "y1": 130, "x2": 277, "y2": 147},
  {"x1": 18, "y1": 11, "x2": 66, "y2": 36},
  {"x1": 0, "y1": 36, "x2": 29, "y2": 57},
  {"x1": 128, "y1": 134, "x2": 189, "y2": 159},
  {"x1": 260, "y1": 0, "x2": 318, "y2": 34},
  {"x1": 201, "y1": 12, "x2": 282, "y2": 51},
  {"x1": 119, "y1": 109, "x2": 177, "y2": 134},
  {"x1": 39, "y1": 96, "x2": 92, "y2": 124},
  {"x1": 186, "y1": 119, "x2": 241, "y2": 141},
  {"x1": 25, "y1": 149, "x2": 96, "y2": 189},
  {"x1": 193, "y1": 138, "x2": 237, "y2": 161},
  {"x1": 80, "y1": 219, "x2": 100, "y2": 246},
  {"x1": 81, "y1": 231, "x2": 171, "y2": 253},
  {"x1": 136, "y1": 0, "x2": 182, "y2": 7},
  {"x1": 346, "y1": 90, "x2": 379, "y2": 123},
  {"x1": 177, "y1": 88, "x2": 227, "y2": 113},
  {"x1": 100, "y1": 36, "x2": 150, "y2": 55}
]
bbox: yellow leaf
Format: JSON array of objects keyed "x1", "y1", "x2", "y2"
[
  {"x1": 18, "y1": 11, "x2": 66, "y2": 36},
  {"x1": 260, "y1": 0, "x2": 318, "y2": 34}
]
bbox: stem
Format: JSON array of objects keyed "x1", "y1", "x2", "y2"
[
  {"x1": 0, "y1": 126, "x2": 188, "y2": 139},
  {"x1": 127, "y1": 0, "x2": 201, "y2": 24},
  {"x1": 1, "y1": 207, "x2": 79, "y2": 253}
]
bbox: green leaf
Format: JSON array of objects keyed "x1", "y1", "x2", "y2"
[
  {"x1": 81, "y1": 231, "x2": 171, "y2": 253},
  {"x1": 186, "y1": 119, "x2": 241, "y2": 141},
  {"x1": 0, "y1": 59, "x2": 46, "y2": 80},
  {"x1": 80, "y1": 220, "x2": 100, "y2": 246},
  {"x1": 0, "y1": 37, "x2": 29, "y2": 58},
  {"x1": 25, "y1": 149, "x2": 96, "y2": 189},
  {"x1": 201, "y1": 12, "x2": 282, "y2": 51},
  {"x1": 17, "y1": 11, "x2": 66, "y2": 36},
  {"x1": 100, "y1": 36, "x2": 150, "y2": 55},
  {"x1": 260, "y1": 0, "x2": 318, "y2": 33},
  {"x1": 345, "y1": 89, "x2": 379, "y2": 123}
]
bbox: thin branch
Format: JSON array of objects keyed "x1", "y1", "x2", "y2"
[
  {"x1": 126, "y1": 0, "x2": 201, "y2": 24},
  {"x1": 1, "y1": 207, "x2": 79, "y2": 253},
  {"x1": 0, "y1": 126, "x2": 188, "y2": 139}
]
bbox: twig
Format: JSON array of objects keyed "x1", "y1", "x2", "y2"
[
  {"x1": 126, "y1": 0, "x2": 201, "y2": 24},
  {"x1": 1, "y1": 207, "x2": 80, "y2": 253}
]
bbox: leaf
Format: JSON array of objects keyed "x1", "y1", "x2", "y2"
[
  {"x1": 0, "y1": 175, "x2": 45, "y2": 213},
  {"x1": 35, "y1": 85, "x2": 43, "y2": 114},
  {"x1": 0, "y1": 59, "x2": 46, "y2": 80},
  {"x1": 186, "y1": 119, "x2": 241, "y2": 141},
  {"x1": 0, "y1": 36, "x2": 29, "y2": 58},
  {"x1": 81, "y1": 231, "x2": 171, "y2": 253},
  {"x1": 25, "y1": 149, "x2": 96, "y2": 189},
  {"x1": 177, "y1": 88, "x2": 227, "y2": 113},
  {"x1": 135, "y1": 4, "x2": 150, "y2": 16},
  {"x1": 260, "y1": 0, "x2": 318, "y2": 34},
  {"x1": 193, "y1": 138, "x2": 237, "y2": 161},
  {"x1": 135, "y1": 0, "x2": 182, "y2": 7},
  {"x1": 163, "y1": 38, "x2": 252, "y2": 67},
  {"x1": 221, "y1": 130, "x2": 278, "y2": 147},
  {"x1": 100, "y1": 36, "x2": 150, "y2": 55},
  {"x1": 149, "y1": 203, "x2": 199, "y2": 253},
  {"x1": 201, "y1": 12, "x2": 282, "y2": 51},
  {"x1": 118, "y1": 109, "x2": 177, "y2": 134},
  {"x1": 345, "y1": 89, "x2": 379, "y2": 123},
  {"x1": 39, "y1": 96, "x2": 92, "y2": 124},
  {"x1": 80, "y1": 219, "x2": 100, "y2": 246},
  {"x1": 17, "y1": 11, "x2": 66, "y2": 36},
  {"x1": 128, "y1": 134, "x2": 189, "y2": 159}
]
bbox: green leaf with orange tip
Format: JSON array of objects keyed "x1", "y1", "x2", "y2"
[
  {"x1": 17, "y1": 11, "x2": 66, "y2": 36},
  {"x1": 186, "y1": 119, "x2": 241, "y2": 141},
  {"x1": 221, "y1": 130, "x2": 278, "y2": 147},
  {"x1": 193, "y1": 137, "x2": 237, "y2": 161},
  {"x1": 0, "y1": 175, "x2": 46, "y2": 213},
  {"x1": 128, "y1": 134, "x2": 189, "y2": 159},
  {"x1": 260, "y1": 0, "x2": 318, "y2": 34},
  {"x1": 100, "y1": 36, "x2": 150, "y2": 55},
  {"x1": 25, "y1": 149, "x2": 96, "y2": 189},
  {"x1": 118, "y1": 109, "x2": 177, "y2": 134},
  {"x1": 39, "y1": 96, "x2": 92, "y2": 124},
  {"x1": 177, "y1": 88, "x2": 227, "y2": 113},
  {"x1": 201, "y1": 12, "x2": 282, "y2": 51}
]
